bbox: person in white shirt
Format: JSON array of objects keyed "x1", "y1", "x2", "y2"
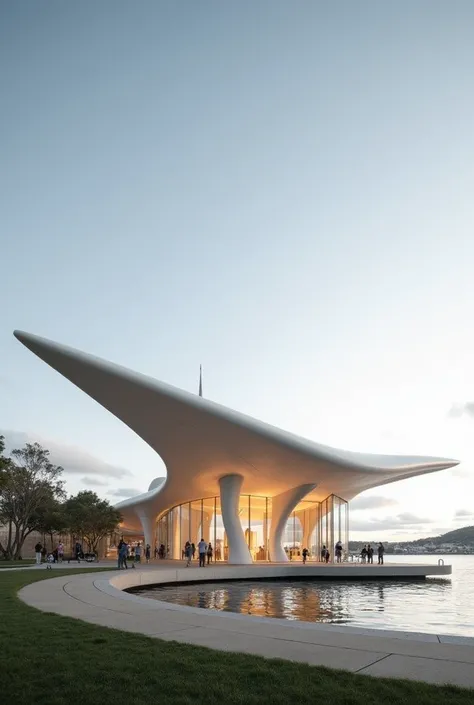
[{"x1": 198, "y1": 538, "x2": 207, "y2": 567}]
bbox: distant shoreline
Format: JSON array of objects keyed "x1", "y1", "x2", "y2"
[{"x1": 385, "y1": 552, "x2": 474, "y2": 556}]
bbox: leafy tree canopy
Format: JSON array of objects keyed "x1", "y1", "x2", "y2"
[
  {"x1": 64, "y1": 490, "x2": 122, "y2": 553},
  {"x1": 0, "y1": 441, "x2": 65, "y2": 558}
]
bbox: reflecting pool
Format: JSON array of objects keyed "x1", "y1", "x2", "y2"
[{"x1": 132, "y1": 555, "x2": 474, "y2": 637}]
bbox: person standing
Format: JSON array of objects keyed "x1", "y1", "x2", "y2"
[
  {"x1": 361, "y1": 545, "x2": 368, "y2": 563},
  {"x1": 135, "y1": 542, "x2": 142, "y2": 564},
  {"x1": 145, "y1": 544, "x2": 151, "y2": 563},
  {"x1": 117, "y1": 539, "x2": 124, "y2": 569},
  {"x1": 34, "y1": 542, "x2": 42, "y2": 565},
  {"x1": 191, "y1": 543, "x2": 196, "y2": 561},
  {"x1": 119, "y1": 541, "x2": 128, "y2": 570},
  {"x1": 335, "y1": 540, "x2": 343, "y2": 563},
  {"x1": 185, "y1": 541, "x2": 192, "y2": 567},
  {"x1": 75, "y1": 541, "x2": 82, "y2": 562},
  {"x1": 377, "y1": 542, "x2": 385, "y2": 565},
  {"x1": 302, "y1": 547, "x2": 309, "y2": 564},
  {"x1": 57, "y1": 542, "x2": 64, "y2": 563},
  {"x1": 367, "y1": 544, "x2": 374, "y2": 564},
  {"x1": 320, "y1": 545, "x2": 326, "y2": 562},
  {"x1": 206, "y1": 542, "x2": 213, "y2": 565},
  {"x1": 198, "y1": 538, "x2": 207, "y2": 567}
]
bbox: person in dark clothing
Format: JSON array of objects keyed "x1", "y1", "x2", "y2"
[
  {"x1": 75, "y1": 541, "x2": 82, "y2": 562},
  {"x1": 367, "y1": 544, "x2": 374, "y2": 564},
  {"x1": 302, "y1": 547, "x2": 309, "y2": 564},
  {"x1": 377, "y1": 542, "x2": 385, "y2": 565},
  {"x1": 206, "y1": 542, "x2": 213, "y2": 565},
  {"x1": 35, "y1": 542, "x2": 42, "y2": 565}
]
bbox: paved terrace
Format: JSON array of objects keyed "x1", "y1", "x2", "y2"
[{"x1": 17, "y1": 561, "x2": 474, "y2": 690}]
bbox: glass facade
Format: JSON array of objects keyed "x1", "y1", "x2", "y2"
[{"x1": 156, "y1": 493, "x2": 348, "y2": 563}]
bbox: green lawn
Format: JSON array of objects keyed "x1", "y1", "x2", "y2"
[{"x1": 0, "y1": 569, "x2": 472, "y2": 705}]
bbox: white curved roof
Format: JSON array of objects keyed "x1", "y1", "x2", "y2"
[{"x1": 14, "y1": 330, "x2": 458, "y2": 530}]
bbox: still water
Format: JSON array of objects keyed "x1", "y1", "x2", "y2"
[{"x1": 133, "y1": 555, "x2": 474, "y2": 637}]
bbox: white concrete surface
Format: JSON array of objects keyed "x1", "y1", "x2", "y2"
[
  {"x1": 16, "y1": 561, "x2": 474, "y2": 690},
  {"x1": 14, "y1": 330, "x2": 459, "y2": 554},
  {"x1": 219, "y1": 474, "x2": 252, "y2": 564}
]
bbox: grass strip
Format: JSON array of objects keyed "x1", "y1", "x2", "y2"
[{"x1": 0, "y1": 559, "x2": 36, "y2": 568}]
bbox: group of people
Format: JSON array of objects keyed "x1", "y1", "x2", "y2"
[
  {"x1": 183, "y1": 539, "x2": 213, "y2": 567},
  {"x1": 34, "y1": 541, "x2": 65, "y2": 565},
  {"x1": 155, "y1": 544, "x2": 167, "y2": 559},
  {"x1": 360, "y1": 543, "x2": 385, "y2": 564},
  {"x1": 300, "y1": 540, "x2": 344, "y2": 564},
  {"x1": 117, "y1": 540, "x2": 151, "y2": 569}
]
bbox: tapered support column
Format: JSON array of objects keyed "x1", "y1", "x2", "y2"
[
  {"x1": 269, "y1": 484, "x2": 317, "y2": 562},
  {"x1": 219, "y1": 474, "x2": 252, "y2": 564},
  {"x1": 136, "y1": 513, "x2": 155, "y2": 551}
]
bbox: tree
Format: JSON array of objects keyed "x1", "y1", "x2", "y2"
[
  {"x1": 0, "y1": 436, "x2": 13, "y2": 557},
  {"x1": 32, "y1": 496, "x2": 68, "y2": 552},
  {"x1": 64, "y1": 491, "x2": 122, "y2": 554},
  {"x1": 0, "y1": 435, "x2": 12, "y2": 489},
  {"x1": 0, "y1": 441, "x2": 65, "y2": 559}
]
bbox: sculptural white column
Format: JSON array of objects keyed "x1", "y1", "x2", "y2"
[
  {"x1": 137, "y1": 513, "x2": 155, "y2": 552},
  {"x1": 269, "y1": 484, "x2": 317, "y2": 562},
  {"x1": 219, "y1": 474, "x2": 252, "y2": 564}
]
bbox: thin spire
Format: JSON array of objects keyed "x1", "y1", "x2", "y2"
[{"x1": 199, "y1": 364, "x2": 203, "y2": 397}]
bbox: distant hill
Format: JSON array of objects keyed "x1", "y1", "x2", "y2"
[
  {"x1": 408, "y1": 525, "x2": 474, "y2": 546},
  {"x1": 349, "y1": 525, "x2": 474, "y2": 552}
]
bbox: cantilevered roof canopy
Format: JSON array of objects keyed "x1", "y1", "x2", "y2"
[{"x1": 14, "y1": 330, "x2": 458, "y2": 530}]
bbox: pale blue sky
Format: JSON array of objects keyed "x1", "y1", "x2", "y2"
[{"x1": 2, "y1": 2, "x2": 474, "y2": 539}]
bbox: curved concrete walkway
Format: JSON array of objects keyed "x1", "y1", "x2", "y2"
[{"x1": 18, "y1": 562, "x2": 474, "y2": 689}]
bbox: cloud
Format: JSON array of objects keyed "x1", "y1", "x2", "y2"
[
  {"x1": 81, "y1": 476, "x2": 109, "y2": 487},
  {"x1": 396, "y1": 512, "x2": 429, "y2": 524},
  {"x1": 108, "y1": 488, "x2": 142, "y2": 498},
  {"x1": 454, "y1": 509, "x2": 474, "y2": 519},
  {"x1": 448, "y1": 402, "x2": 474, "y2": 419},
  {"x1": 350, "y1": 512, "x2": 433, "y2": 532},
  {"x1": 350, "y1": 495, "x2": 399, "y2": 511},
  {"x1": 1, "y1": 430, "x2": 133, "y2": 478}
]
